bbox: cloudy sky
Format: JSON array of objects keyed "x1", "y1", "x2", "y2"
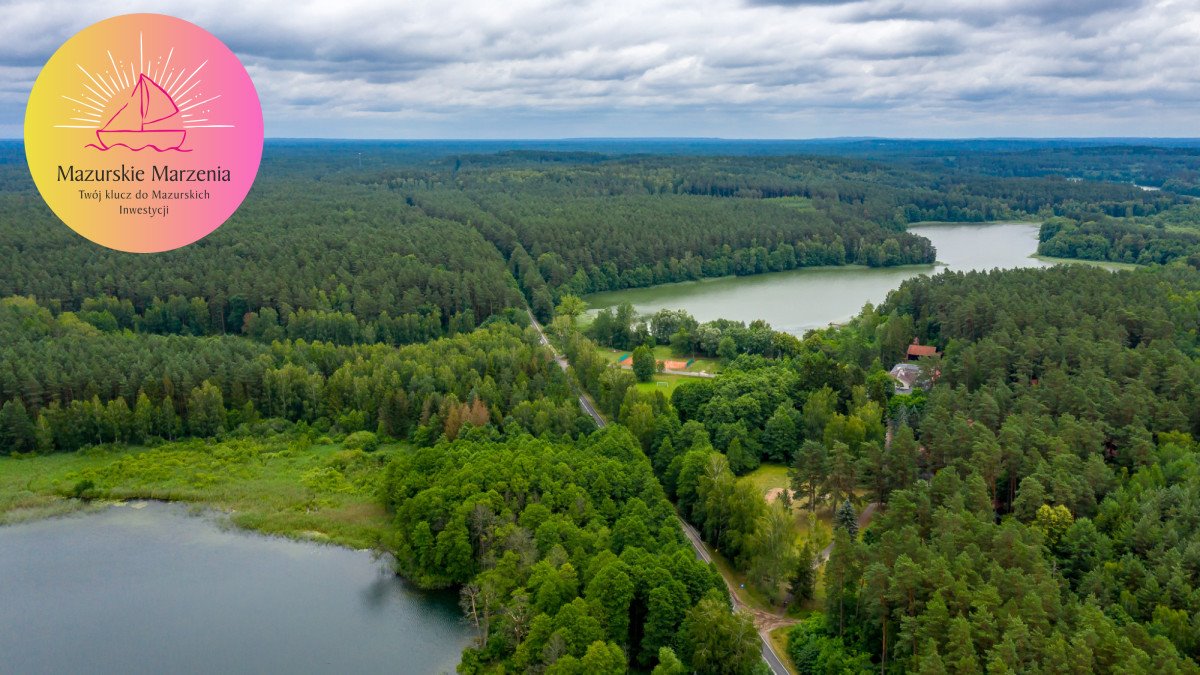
[{"x1": 3, "y1": 0, "x2": 1198, "y2": 138}]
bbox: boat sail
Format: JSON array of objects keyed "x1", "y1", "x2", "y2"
[{"x1": 96, "y1": 74, "x2": 187, "y2": 151}]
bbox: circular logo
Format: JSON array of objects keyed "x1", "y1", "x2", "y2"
[{"x1": 25, "y1": 14, "x2": 263, "y2": 253}]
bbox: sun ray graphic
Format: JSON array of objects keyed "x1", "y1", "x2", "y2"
[{"x1": 56, "y1": 32, "x2": 233, "y2": 150}]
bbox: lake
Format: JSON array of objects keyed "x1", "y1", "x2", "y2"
[
  {"x1": 585, "y1": 222, "x2": 1113, "y2": 334},
  {"x1": 0, "y1": 503, "x2": 470, "y2": 675}
]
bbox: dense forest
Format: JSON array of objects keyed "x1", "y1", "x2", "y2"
[
  {"x1": 0, "y1": 297, "x2": 590, "y2": 453},
  {"x1": 0, "y1": 180, "x2": 521, "y2": 340},
  {"x1": 1039, "y1": 212, "x2": 1200, "y2": 267},
  {"x1": 559, "y1": 264, "x2": 1200, "y2": 672},
  {"x1": 2, "y1": 140, "x2": 1188, "y2": 325},
  {"x1": 4, "y1": 140, "x2": 1200, "y2": 674},
  {"x1": 382, "y1": 428, "x2": 764, "y2": 674},
  {"x1": 422, "y1": 190, "x2": 935, "y2": 294},
  {"x1": 909, "y1": 145, "x2": 1200, "y2": 196},
  {"x1": 786, "y1": 265, "x2": 1200, "y2": 673}
]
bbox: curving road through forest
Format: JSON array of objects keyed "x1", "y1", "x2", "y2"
[{"x1": 526, "y1": 311, "x2": 792, "y2": 674}]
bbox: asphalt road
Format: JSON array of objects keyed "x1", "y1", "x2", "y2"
[
  {"x1": 526, "y1": 311, "x2": 606, "y2": 428},
  {"x1": 525, "y1": 311, "x2": 790, "y2": 674},
  {"x1": 677, "y1": 518, "x2": 789, "y2": 674}
]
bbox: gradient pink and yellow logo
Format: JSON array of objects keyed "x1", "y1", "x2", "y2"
[{"x1": 25, "y1": 14, "x2": 263, "y2": 252}]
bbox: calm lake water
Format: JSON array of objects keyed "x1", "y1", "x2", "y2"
[
  {"x1": 585, "y1": 222, "x2": 1111, "y2": 334},
  {"x1": 0, "y1": 503, "x2": 469, "y2": 675}
]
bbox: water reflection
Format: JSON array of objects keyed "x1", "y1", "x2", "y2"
[
  {"x1": 0, "y1": 503, "x2": 470, "y2": 675},
  {"x1": 585, "y1": 222, "x2": 1120, "y2": 333}
]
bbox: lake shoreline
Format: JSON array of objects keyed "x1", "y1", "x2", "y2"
[
  {"x1": 0, "y1": 440, "x2": 399, "y2": 553},
  {"x1": 1030, "y1": 253, "x2": 1142, "y2": 270},
  {"x1": 584, "y1": 260, "x2": 939, "y2": 301},
  {"x1": 905, "y1": 218, "x2": 1042, "y2": 227},
  {"x1": 583, "y1": 222, "x2": 1130, "y2": 333},
  {"x1": 0, "y1": 488, "x2": 392, "y2": 557},
  {"x1": 1, "y1": 495, "x2": 385, "y2": 551},
  {"x1": 0, "y1": 500, "x2": 469, "y2": 674}
]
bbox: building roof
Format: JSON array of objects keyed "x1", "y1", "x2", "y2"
[
  {"x1": 907, "y1": 344, "x2": 939, "y2": 358},
  {"x1": 889, "y1": 363, "x2": 923, "y2": 393}
]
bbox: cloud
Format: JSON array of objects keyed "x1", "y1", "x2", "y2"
[
  {"x1": 1, "y1": 0, "x2": 1197, "y2": 138},
  {"x1": 755, "y1": 0, "x2": 1148, "y2": 27}
]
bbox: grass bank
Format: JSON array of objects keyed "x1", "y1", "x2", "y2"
[
  {"x1": 0, "y1": 436, "x2": 400, "y2": 551},
  {"x1": 770, "y1": 626, "x2": 800, "y2": 674}
]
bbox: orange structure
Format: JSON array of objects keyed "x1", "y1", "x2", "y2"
[{"x1": 906, "y1": 338, "x2": 939, "y2": 360}]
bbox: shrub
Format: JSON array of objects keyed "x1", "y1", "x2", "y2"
[
  {"x1": 71, "y1": 479, "x2": 96, "y2": 500},
  {"x1": 343, "y1": 430, "x2": 380, "y2": 452}
]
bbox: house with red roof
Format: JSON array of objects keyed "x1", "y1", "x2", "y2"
[{"x1": 906, "y1": 338, "x2": 939, "y2": 361}]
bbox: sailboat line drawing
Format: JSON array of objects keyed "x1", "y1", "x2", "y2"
[{"x1": 86, "y1": 73, "x2": 190, "y2": 152}]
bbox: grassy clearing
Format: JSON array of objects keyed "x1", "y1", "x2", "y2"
[
  {"x1": 764, "y1": 196, "x2": 817, "y2": 213},
  {"x1": 740, "y1": 463, "x2": 790, "y2": 496},
  {"x1": 0, "y1": 437, "x2": 401, "y2": 550},
  {"x1": 649, "y1": 344, "x2": 722, "y2": 374},
  {"x1": 738, "y1": 463, "x2": 834, "y2": 551},
  {"x1": 591, "y1": 345, "x2": 719, "y2": 397},
  {"x1": 634, "y1": 373, "x2": 691, "y2": 397},
  {"x1": 770, "y1": 626, "x2": 800, "y2": 674},
  {"x1": 597, "y1": 348, "x2": 626, "y2": 365},
  {"x1": 597, "y1": 345, "x2": 721, "y2": 373},
  {"x1": 597, "y1": 345, "x2": 719, "y2": 398}
]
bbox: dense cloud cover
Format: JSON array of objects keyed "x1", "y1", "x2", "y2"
[{"x1": 2, "y1": 0, "x2": 1197, "y2": 137}]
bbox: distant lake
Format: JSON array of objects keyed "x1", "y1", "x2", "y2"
[
  {"x1": 585, "y1": 222, "x2": 1120, "y2": 334},
  {"x1": 0, "y1": 504, "x2": 470, "y2": 675}
]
